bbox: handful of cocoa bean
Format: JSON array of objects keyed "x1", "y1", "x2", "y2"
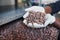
[{"x1": 24, "y1": 11, "x2": 46, "y2": 25}]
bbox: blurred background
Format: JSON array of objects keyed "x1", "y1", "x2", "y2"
[{"x1": 0, "y1": 0, "x2": 60, "y2": 25}]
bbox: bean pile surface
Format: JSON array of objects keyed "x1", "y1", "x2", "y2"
[
  {"x1": 25, "y1": 11, "x2": 46, "y2": 24},
  {"x1": 0, "y1": 20, "x2": 59, "y2": 40}
]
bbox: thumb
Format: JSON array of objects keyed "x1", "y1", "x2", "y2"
[
  {"x1": 44, "y1": 18, "x2": 51, "y2": 27},
  {"x1": 23, "y1": 12, "x2": 29, "y2": 18}
]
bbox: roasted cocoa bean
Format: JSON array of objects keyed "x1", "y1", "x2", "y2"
[
  {"x1": 25, "y1": 11, "x2": 46, "y2": 25},
  {"x1": 0, "y1": 20, "x2": 59, "y2": 40}
]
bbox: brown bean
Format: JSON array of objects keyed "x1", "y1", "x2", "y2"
[{"x1": 24, "y1": 11, "x2": 46, "y2": 25}]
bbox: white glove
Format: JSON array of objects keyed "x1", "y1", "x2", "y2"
[
  {"x1": 23, "y1": 6, "x2": 46, "y2": 28},
  {"x1": 23, "y1": 6, "x2": 55, "y2": 28}
]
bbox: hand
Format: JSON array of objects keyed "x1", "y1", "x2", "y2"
[
  {"x1": 23, "y1": 6, "x2": 55, "y2": 28},
  {"x1": 23, "y1": 6, "x2": 46, "y2": 28}
]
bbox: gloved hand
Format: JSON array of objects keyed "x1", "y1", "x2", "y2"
[
  {"x1": 23, "y1": 6, "x2": 55, "y2": 28},
  {"x1": 23, "y1": 6, "x2": 46, "y2": 28}
]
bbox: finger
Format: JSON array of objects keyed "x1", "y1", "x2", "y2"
[
  {"x1": 23, "y1": 12, "x2": 29, "y2": 18},
  {"x1": 27, "y1": 23, "x2": 33, "y2": 27},
  {"x1": 44, "y1": 17, "x2": 51, "y2": 27},
  {"x1": 23, "y1": 20, "x2": 27, "y2": 25},
  {"x1": 33, "y1": 23, "x2": 45, "y2": 28}
]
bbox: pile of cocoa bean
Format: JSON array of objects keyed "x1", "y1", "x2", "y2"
[
  {"x1": 25, "y1": 11, "x2": 46, "y2": 24},
  {"x1": 0, "y1": 20, "x2": 59, "y2": 40}
]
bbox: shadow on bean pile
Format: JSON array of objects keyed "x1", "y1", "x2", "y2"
[{"x1": 0, "y1": 19, "x2": 59, "y2": 40}]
